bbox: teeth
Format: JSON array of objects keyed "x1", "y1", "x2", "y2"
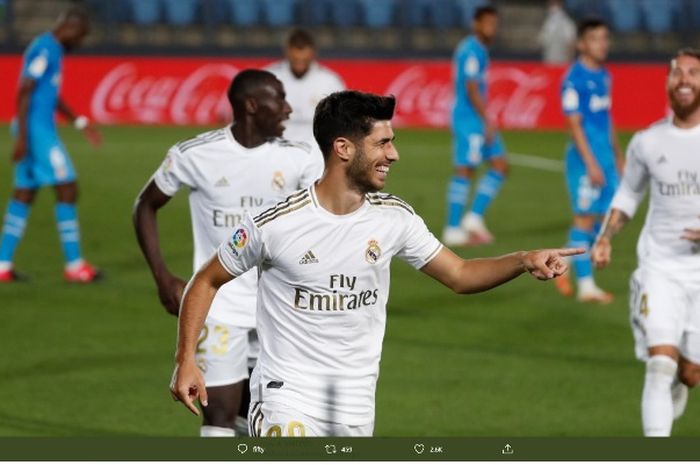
[
  {"x1": 377, "y1": 166, "x2": 389, "y2": 173},
  {"x1": 678, "y1": 87, "x2": 693, "y2": 94}
]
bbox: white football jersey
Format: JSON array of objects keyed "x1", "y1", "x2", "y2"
[
  {"x1": 265, "y1": 60, "x2": 345, "y2": 144},
  {"x1": 611, "y1": 118, "x2": 700, "y2": 273},
  {"x1": 153, "y1": 126, "x2": 322, "y2": 327},
  {"x1": 217, "y1": 185, "x2": 443, "y2": 425}
]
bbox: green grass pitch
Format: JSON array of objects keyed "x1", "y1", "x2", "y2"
[{"x1": 0, "y1": 125, "x2": 698, "y2": 436}]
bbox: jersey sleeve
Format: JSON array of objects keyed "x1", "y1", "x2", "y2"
[
  {"x1": 21, "y1": 42, "x2": 50, "y2": 81},
  {"x1": 152, "y1": 146, "x2": 196, "y2": 196},
  {"x1": 217, "y1": 213, "x2": 265, "y2": 277},
  {"x1": 610, "y1": 133, "x2": 649, "y2": 218},
  {"x1": 561, "y1": 75, "x2": 581, "y2": 116},
  {"x1": 462, "y1": 47, "x2": 483, "y2": 82},
  {"x1": 396, "y1": 212, "x2": 444, "y2": 269}
]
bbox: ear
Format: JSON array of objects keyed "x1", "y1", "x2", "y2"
[
  {"x1": 245, "y1": 97, "x2": 258, "y2": 114},
  {"x1": 332, "y1": 137, "x2": 354, "y2": 162}
]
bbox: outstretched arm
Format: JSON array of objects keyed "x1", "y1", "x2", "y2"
[
  {"x1": 420, "y1": 246, "x2": 583, "y2": 294},
  {"x1": 133, "y1": 180, "x2": 186, "y2": 316},
  {"x1": 170, "y1": 256, "x2": 234, "y2": 416}
]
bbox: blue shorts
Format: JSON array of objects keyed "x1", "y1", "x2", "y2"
[
  {"x1": 13, "y1": 127, "x2": 77, "y2": 189},
  {"x1": 452, "y1": 124, "x2": 506, "y2": 168},
  {"x1": 565, "y1": 158, "x2": 619, "y2": 216}
]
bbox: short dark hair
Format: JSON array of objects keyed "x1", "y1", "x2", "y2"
[
  {"x1": 577, "y1": 17, "x2": 607, "y2": 38},
  {"x1": 227, "y1": 69, "x2": 277, "y2": 111},
  {"x1": 287, "y1": 28, "x2": 314, "y2": 49},
  {"x1": 474, "y1": 5, "x2": 498, "y2": 21},
  {"x1": 674, "y1": 47, "x2": 700, "y2": 63},
  {"x1": 313, "y1": 91, "x2": 396, "y2": 160},
  {"x1": 58, "y1": 6, "x2": 89, "y2": 25}
]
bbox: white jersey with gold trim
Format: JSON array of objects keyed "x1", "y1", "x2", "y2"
[
  {"x1": 152, "y1": 126, "x2": 322, "y2": 327},
  {"x1": 611, "y1": 118, "x2": 700, "y2": 273},
  {"x1": 217, "y1": 185, "x2": 443, "y2": 425},
  {"x1": 265, "y1": 60, "x2": 345, "y2": 144}
]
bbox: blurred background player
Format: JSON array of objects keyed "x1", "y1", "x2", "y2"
[
  {"x1": 266, "y1": 28, "x2": 345, "y2": 155},
  {"x1": 134, "y1": 69, "x2": 321, "y2": 437},
  {"x1": 443, "y1": 5, "x2": 509, "y2": 247},
  {"x1": 537, "y1": 0, "x2": 576, "y2": 65},
  {"x1": 554, "y1": 17, "x2": 623, "y2": 303},
  {"x1": 0, "y1": 7, "x2": 101, "y2": 283},
  {"x1": 592, "y1": 49, "x2": 700, "y2": 436}
]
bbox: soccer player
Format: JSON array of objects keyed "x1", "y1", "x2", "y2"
[
  {"x1": 443, "y1": 5, "x2": 508, "y2": 247},
  {"x1": 265, "y1": 28, "x2": 345, "y2": 151},
  {"x1": 0, "y1": 7, "x2": 101, "y2": 282},
  {"x1": 134, "y1": 70, "x2": 321, "y2": 437},
  {"x1": 591, "y1": 49, "x2": 700, "y2": 436},
  {"x1": 554, "y1": 18, "x2": 623, "y2": 303},
  {"x1": 169, "y1": 90, "x2": 582, "y2": 436}
]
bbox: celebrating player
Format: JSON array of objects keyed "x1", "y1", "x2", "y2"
[
  {"x1": 443, "y1": 5, "x2": 508, "y2": 247},
  {"x1": 266, "y1": 28, "x2": 345, "y2": 151},
  {"x1": 554, "y1": 18, "x2": 623, "y2": 303},
  {"x1": 592, "y1": 49, "x2": 700, "y2": 436},
  {"x1": 0, "y1": 7, "x2": 101, "y2": 283},
  {"x1": 169, "y1": 90, "x2": 582, "y2": 436},
  {"x1": 134, "y1": 70, "x2": 321, "y2": 437}
]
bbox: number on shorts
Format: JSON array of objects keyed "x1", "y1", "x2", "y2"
[
  {"x1": 640, "y1": 293, "x2": 649, "y2": 317},
  {"x1": 265, "y1": 421, "x2": 306, "y2": 437},
  {"x1": 212, "y1": 324, "x2": 230, "y2": 355}
]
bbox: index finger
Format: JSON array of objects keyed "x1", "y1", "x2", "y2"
[
  {"x1": 179, "y1": 388, "x2": 201, "y2": 417},
  {"x1": 554, "y1": 247, "x2": 586, "y2": 257}
]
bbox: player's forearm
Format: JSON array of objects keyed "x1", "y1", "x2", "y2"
[
  {"x1": 15, "y1": 90, "x2": 31, "y2": 140},
  {"x1": 133, "y1": 200, "x2": 172, "y2": 282},
  {"x1": 466, "y1": 83, "x2": 489, "y2": 122},
  {"x1": 570, "y1": 122, "x2": 598, "y2": 169},
  {"x1": 57, "y1": 98, "x2": 77, "y2": 122},
  {"x1": 175, "y1": 276, "x2": 217, "y2": 363},
  {"x1": 596, "y1": 208, "x2": 630, "y2": 243},
  {"x1": 452, "y1": 252, "x2": 526, "y2": 294}
]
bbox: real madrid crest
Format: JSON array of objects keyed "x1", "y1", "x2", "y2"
[
  {"x1": 365, "y1": 239, "x2": 381, "y2": 264},
  {"x1": 271, "y1": 171, "x2": 286, "y2": 191}
]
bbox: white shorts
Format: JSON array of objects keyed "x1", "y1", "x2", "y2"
[
  {"x1": 629, "y1": 267, "x2": 700, "y2": 364},
  {"x1": 195, "y1": 316, "x2": 259, "y2": 387},
  {"x1": 248, "y1": 401, "x2": 374, "y2": 437}
]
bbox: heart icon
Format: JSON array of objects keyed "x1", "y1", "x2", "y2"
[
  {"x1": 238, "y1": 444, "x2": 248, "y2": 454},
  {"x1": 414, "y1": 443, "x2": 425, "y2": 454}
]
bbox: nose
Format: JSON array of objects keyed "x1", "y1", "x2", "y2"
[
  {"x1": 284, "y1": 100, "x2": 292, "y2": 116},
  {"x1": 387, "y1": 143, "x2": 399, "y2": 162}
]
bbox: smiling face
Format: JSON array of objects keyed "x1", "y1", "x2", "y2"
[
  {"x1": 668, "y1": 54, "x2": 700, "y2": 120},
  {"x1": 252, "y1": 78, "x2": 292, "y2": 138},
  {"x1": 346, "y1": 121, "x2": 399, "y2": 193}
]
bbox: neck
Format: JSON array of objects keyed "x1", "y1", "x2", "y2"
[
  {"x1": 314, "y1": 167, "x2": 366, "y2": 215},
  {"x1": 580, "y1": 55, "x2": 602, "y2": 70},
  {"x1": 231, "y1": 124, "x2": 268, "y2": 148},
  {"x1": 673, "y1": 109, "x2": 700, "y2": 129}
]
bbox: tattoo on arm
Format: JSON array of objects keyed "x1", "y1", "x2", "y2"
[{"x1": 598, "y1": 209, "x2": 630, "y2": 242}]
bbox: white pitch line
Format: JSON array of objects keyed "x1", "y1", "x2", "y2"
[
  {"x1": 509, "y1": 152, "x2": 564, "y2": 172},
  {"x1": 407, "y1": 143, "x2": 564, "y2": 173}
]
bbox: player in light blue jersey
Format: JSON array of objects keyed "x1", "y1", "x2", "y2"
[
  {"x1": 0, "y1": 7, "x2": 102, "y2": 283},
  {"x1": 554, "y1": 18, "x2": 624, "y2": 303},
  {"x1": 443, "y1": 5, "x2": 508, "y2": 247}
]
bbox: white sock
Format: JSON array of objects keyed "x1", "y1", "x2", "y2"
[
  {"x1": 577, "y1": 277, "x2": 597, "y2": 294},
  {"x1": 200, "y1": 425, "x2": 236, "y2": 437},
  {"x1": 234, "y1": 416, "x2": 249, "y2": 437},
  {"x1": 65, "y1": 258, "x2": 85, "y2": 271},
  {"x1": 671, "y1": 375, "x2": 689, "y2": 420},
  {"x1": 0, "y1": 261, "x2": 12, "y2": 272},
  {"x1": 642, "y1": 355, "x2": 677, "y2": 437}
]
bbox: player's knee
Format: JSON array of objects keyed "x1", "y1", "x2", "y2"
[
  {"x1": 202, "y1": 399, "x2": 238, "y2": 428},
  {"x1": 454, "y1": 166, "x2": 473, "y2": 179},
  {"x1": 13, "y1": 189, "x2": 36, "y2": 205},
  {"x1": 55, "y1": 182, "x2": 78, "y2": 204},
  {"x1": 678, "y1": 363, "x2": 700, "y2": 388},
  {"x1": 490, "y1": 158, "x2": 509, "y2": 177}
]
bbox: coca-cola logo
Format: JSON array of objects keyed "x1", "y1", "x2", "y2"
[
  {"x1": 385, "y1": 65, "x2": 551, "y2": 128},
  {"x1": 91, "y1": 62, "x2": 238, "y2": 124}
]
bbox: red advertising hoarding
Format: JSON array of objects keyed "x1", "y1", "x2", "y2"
[{"x1": 0, "y1": 55, "x2": 669, "y2": 129}]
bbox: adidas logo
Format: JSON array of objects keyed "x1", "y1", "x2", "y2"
[
  {"x1": 656, "y1": 155, "x2": 667, "y2": 164},
  {"x1": 299, "y1": 250, "x2": 319, "y2": 265},
  {"x1": 214, "y1": 177, "x2": 230, "y2": 187}
]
